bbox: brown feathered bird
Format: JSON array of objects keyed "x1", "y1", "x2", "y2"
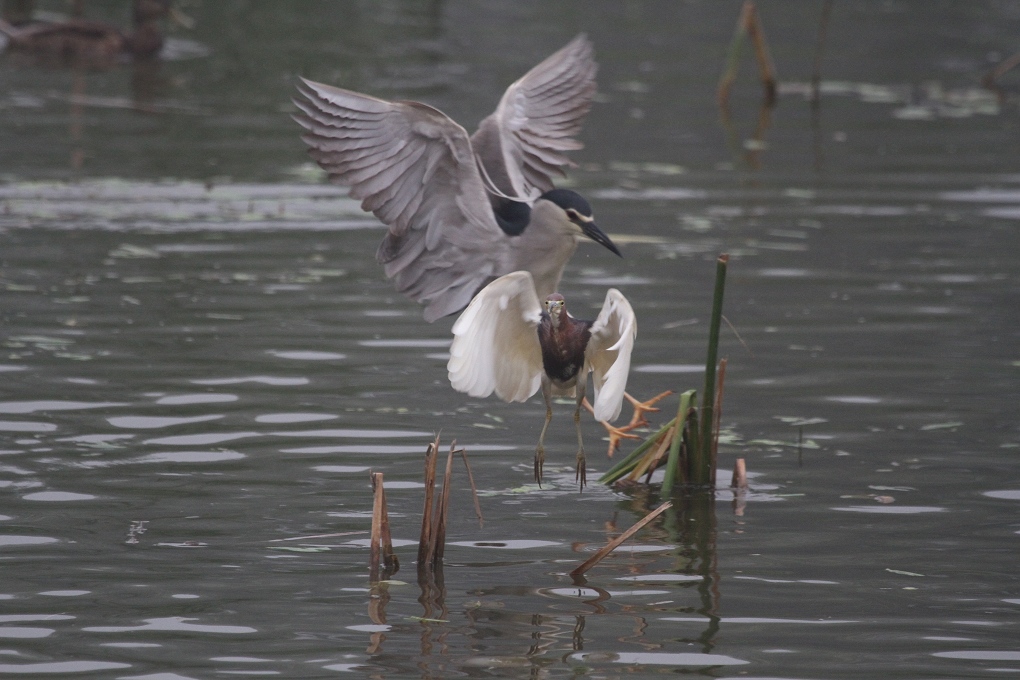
[
  {"x1": 447, "y1": 271, "x2": 636, "y2": 489},
  {"x1": 0, "y1": 0, "x2": 173, "y2": 66}
]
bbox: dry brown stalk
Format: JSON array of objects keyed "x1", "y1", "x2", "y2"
[
  {"x1": 628, "y1": 423, "x2": 674, "y2": 483},
  {"x1": 370, "y1": 472, "x2": 384, "y2": 581},
  {"x1": 569, "y1": 502, "x2": 673, "y2": 577},
  {"x1": 731, "y1": 458, "x2": 748, "y2": 489},
  {"x1": 643, "y1": 425, "x2": 677, "y2": 484},
  {"x1": 417, "y1": 436, "x2": 440, "y2": 566},
  {"x1": 378, "y1": 481, "x2": 397, "y2": 573},
  {"x1": 747, "y1": 9, "x2": 777, "y2": 105},
  {"x1": 430, "y1": 442, "x2": 456, "y2": 566},
  {"x1": 718, "y1": 0, "x2": 778, "y2": 109},
  {"x1": 268, "y1": 531, "x2": 366, "y2": 542}
]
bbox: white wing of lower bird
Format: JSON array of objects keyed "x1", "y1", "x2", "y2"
[
  {"x1": 448, "y1": 271, "x2": 544, "y2": 403},
  {"x1": 585, "y1": 288, "x2": 637, "y2": 422}
]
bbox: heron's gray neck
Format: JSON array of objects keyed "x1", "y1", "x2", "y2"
[{"x1": 508, "y1": 200, "x2": 579, "y2": 299}]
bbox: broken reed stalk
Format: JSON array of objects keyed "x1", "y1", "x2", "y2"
[
  {"x1": 717, "y1": 1, "x2": 778, "y2": 109},
  {"x1": 369, "y1": 472, "x2": 397, "y2": 581},
  {"x1": 379, "y1": 484, "x2": 397, "y2": 573},
  {"x1": 696, "y1": 253, "x2": 729, "y2": 486},
  {"x1": 731, "y1": 457, "x2": 748, "y2": 489},
  {"x1": 370, "y1": 474, "x2": 382, "y2": 581},
  {"x1": 417, "y1": 437, "x2": 478, "y2": 570},
  {"x1": 629, "y1": 423, "x2": 675, "y2": 483},
  {"x1": 430, "y1": 443, "x2": 456, "y2": 567},
  {"x1": 570, "y1": 502, "x2": 673, "y2": 577},
  {"x1": 416, "y1": 436, "x2": 440, "y2": 567},
  {"x1": 718, "y1": 1, "x2": 752, "y2": 108},
  {"x1": 747, "y1": 5, "x2": 777, "y2": 106}
]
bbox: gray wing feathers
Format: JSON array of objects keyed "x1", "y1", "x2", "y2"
[
  {"x1": 293, "y1": 79, "x2": 507, "y2": 321},
  {"x1": 471, "y1": 34, "x2": 597, "y2": 197}
]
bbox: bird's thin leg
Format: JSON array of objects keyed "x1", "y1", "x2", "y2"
[
  {"x1": 574, "y1": 382, "x2": 587, "y2": 490},
  {"x1": 535, "y1": 379, "x2": 553, "y2": 486}
]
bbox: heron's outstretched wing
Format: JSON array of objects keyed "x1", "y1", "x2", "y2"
[
  {"x1": 448, "y1": 271, "x2": 544, "y2": 403},
  {"x1": 585, "y1": 288, "x2": 636, "y2": 422},
  {"x1": 293, "y1": 79, "x2": 509, "y2": 321},
  {"x1": 470, "y1": 34, "x2": 597, "y2": 199}
]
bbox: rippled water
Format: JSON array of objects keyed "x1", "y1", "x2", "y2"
[{"x1": 1, "y1": 1, "x2": 1019, "y2": 678}]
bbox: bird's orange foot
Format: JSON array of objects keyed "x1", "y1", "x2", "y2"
[
  {"x1": 601, "y1": 421, "x2": 642, "y2": 458},
  {"x1": 583, "y1": 396, "x2": 647, "y2": 458},
  {"x1": 624, "y1": 390, "x2": 674, "y2": 429}
]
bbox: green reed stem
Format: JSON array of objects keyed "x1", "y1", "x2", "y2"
[
  {"x1": 662, "y1": 390, "x2": 697, "y2": 496},
  {"x1": 695, "y1": 254, "x2": 728, "y2": 486}
]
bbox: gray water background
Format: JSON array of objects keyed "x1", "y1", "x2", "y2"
[{"x1": 1, "y1": 1, "x2": 1018, "y2": 677}]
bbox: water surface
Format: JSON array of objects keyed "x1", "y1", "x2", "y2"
[{"x1": 1, "y1": 1, "x2": 1018, "y2": 677}]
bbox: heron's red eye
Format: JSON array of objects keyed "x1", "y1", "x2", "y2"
[{"x1": 566, "y1": 209, "x2": 579, "y2": 220}]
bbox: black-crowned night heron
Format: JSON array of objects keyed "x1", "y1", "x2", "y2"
[
  {"x1": 292, "y1": 35, "x2": 621, "y2": 322},
  {"x1": 447, "y1": 271, "x2": 636, "y2": 489}
]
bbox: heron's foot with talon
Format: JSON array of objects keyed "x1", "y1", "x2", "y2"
[
  {"x1": 624, "y1": 390, "x2": 674, "y2": 429},
  {"x1": 601, "y1": 421, "x2": 642, "y2": 458},
  {"x1": 575, "y1": 449, "x2": 587, "y2": 491}
]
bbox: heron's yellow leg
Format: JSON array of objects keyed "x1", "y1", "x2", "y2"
[{"x1": 574, "y1": 384, "x2": 587, "y2": 491}]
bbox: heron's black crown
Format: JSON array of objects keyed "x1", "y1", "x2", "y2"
[{"x1": 540, "y1": 189, "x2": 593, "y2": 218}]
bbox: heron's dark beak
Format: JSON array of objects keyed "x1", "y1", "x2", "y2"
[{"x1": 581, "y1": 220, "x2": 622, "y2": 257}]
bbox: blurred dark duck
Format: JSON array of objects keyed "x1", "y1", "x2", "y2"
[{"x1": 0, "y1": 0, "x2": 174, "y2": 65}]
